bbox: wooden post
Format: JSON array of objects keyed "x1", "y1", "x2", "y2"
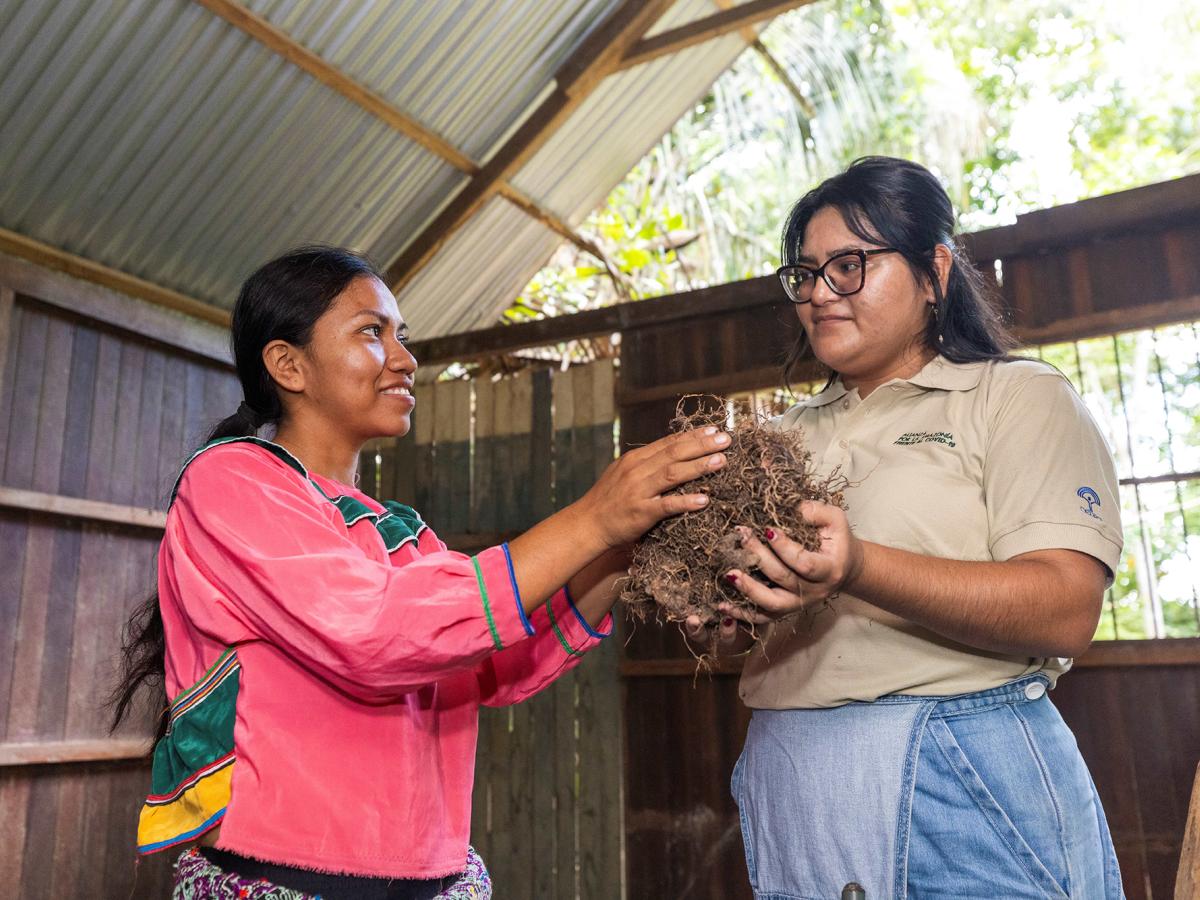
[
  {"x1": 571, "y1": 361, "x2": 623, "y2": 900},
  {"x1": 0, "y1": 287, "x2": 14, "y2": 403},
  {"x1": 357, "y1": 440, "x2": 380, "y2": 500},
  {"x1": 1178, "y1": 763, "x2": 1200, "y2": 899},
  {"x1": 412, "y1": 383, "x2": 436, "y2": 523},
  {"x1": 491, "y1": 376, "x2": 515, "y2": 534},
  {"x1": 471, "y1": 376, "x2": 497, "y2": 535}
]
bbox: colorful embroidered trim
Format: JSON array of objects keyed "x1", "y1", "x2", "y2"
[
  {"x1": 472, "y1": 556, "x2": 503, "y2": 651},
  {"x1": 502, "y1": 544, "x2": 534, "y2": 636},
  {"x1": 172, "y1": 844, "x2": 494, "y2": 899},
  {"x1": 545, "y1": 600, "x2": 582, "y2": 657},
  {"x1": 172, "y1": 847, "x2": 313, "y2": 899},
  {"x1": 564, "y1": 582, "x2": 610, "y2": 639},
  {"x1": 172, "y1": 437, "x2": 427, "y2": 553},
  {"x1": 137, "y1": 648, "x2": 241, "y2": 855}
]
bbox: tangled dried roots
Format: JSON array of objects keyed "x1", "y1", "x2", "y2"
[{"x1": 618, "y1": 395, "x2": 846, "y2": 630}]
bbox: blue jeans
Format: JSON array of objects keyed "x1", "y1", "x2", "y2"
[{"x1": 733, "y1": 675, "x2": 1123, "y2": 899}]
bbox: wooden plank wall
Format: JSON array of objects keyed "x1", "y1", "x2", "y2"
[
  {"x1": 615, "y1": 179, "x2": 1200, "y2": 899},
  {"x1": 359, "y1": 361, "x2": 623, "y2": 899},
  {"x1": 0, "y1": 272, "x2": 240, "y2": 898},
  {"x1": 1054, "y1": 661, "x2": 1200, "y2": 899}
]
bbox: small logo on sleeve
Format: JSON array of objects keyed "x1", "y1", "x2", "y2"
[
  {"x1": 894, "y1": 431, "x2": 956, "y2": 448},
  {"x1": 1077, "y1": 486, "x2": 1102, "y2": 519}
]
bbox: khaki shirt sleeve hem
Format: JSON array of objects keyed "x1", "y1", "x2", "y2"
[{"x1": 991, "y1": 521, "x2": 1123, "y2": 576}]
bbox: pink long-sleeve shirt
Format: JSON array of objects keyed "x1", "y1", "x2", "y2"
[{"x1": 153, "y1": 439, "x2": 610, "y2": 877}]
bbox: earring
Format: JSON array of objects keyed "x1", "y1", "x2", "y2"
[{"x1": 930, "y1": 302, "x2": 944, "y2": 344}]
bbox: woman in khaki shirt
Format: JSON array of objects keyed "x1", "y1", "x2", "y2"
[{"x1": 695, "y1": 157, "x2": 1124, "y2": 898}]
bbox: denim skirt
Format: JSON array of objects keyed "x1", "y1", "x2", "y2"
[{"x1": 732, "y1": 674, "x2": 1124, "y2": 899}]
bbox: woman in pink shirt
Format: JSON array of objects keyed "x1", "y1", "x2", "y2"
[{"x1": 111, "y1": 246, "x2": 729, "y2": 899}]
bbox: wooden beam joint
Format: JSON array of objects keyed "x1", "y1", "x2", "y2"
[
  {"x1": 617, "y1": 0, "x2": 813, "y2": 71},
  {"x1": 384, "y1": 0, "x2": 676, "y2": 291}
]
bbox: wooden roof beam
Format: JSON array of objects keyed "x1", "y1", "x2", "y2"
[
  {"x1": 0, "y1": 227, "x2": 230, "y2": 328},
  {"x1": 713, "y1": 0, "x2": 816, "y2": 116},
  {"x1": 193, "y1": 0, "x2": 479, "y2": 174},
  {"x1": 382, "y1": 0, "x2": 676, "y2": 292},
  {"x1": 616, "y1": 0, "x2": 814, "y2": 71},
  {"x1": 495, "y1": 184, "x2": 632, "y2": 298},
  {"x1": 194, "y1": 0, "x2": 636, "y2": 286}
]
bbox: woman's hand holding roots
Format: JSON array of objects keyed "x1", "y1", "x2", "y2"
[
  {"x1": 578, "y1": 426, "x2": 731, "y2": 549},
  {"x1": 619, "y1": 399, "x2": 848, "y2": 643},
  {"x1": 719, "y1": 500, "x2": 863, "y2": 624}
]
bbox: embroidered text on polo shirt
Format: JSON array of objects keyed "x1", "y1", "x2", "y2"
[{"x1": 893, "y1": 431, "x2": 957, "y2": 448}]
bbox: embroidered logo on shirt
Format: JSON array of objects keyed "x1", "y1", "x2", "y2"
[
  {"x1": 893, "y1": 431, "x2": 956, "y2": 448},
  {"x1": 1077, "y1": 486, "x2": 1102, "y2": 519}
]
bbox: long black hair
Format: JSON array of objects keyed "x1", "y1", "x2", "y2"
[
  {"x1": 110, "y1": 245, "x2": 383, "y2": 738},
  {"x1": 780, "y1": 156, "x2": 1016, "y2": 383}
]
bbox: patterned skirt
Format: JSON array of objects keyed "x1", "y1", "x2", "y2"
[{"x1": 173, "y1": 846, "x2": 492, "y2": 900}]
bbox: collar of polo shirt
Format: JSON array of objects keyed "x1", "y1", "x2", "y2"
[{"x1": 805, "y1": 356, "x2": 988, "y2": 407}]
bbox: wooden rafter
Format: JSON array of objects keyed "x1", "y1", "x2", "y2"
[
  {"x1": 0, "y1": 227, "x2": 229, "y2": 328},
  {"x1": 714, "y1": 0, "x2": 816, "y2": 116},
  {"x1": 192, "y1": 0, "x2": 615, "y2": 272},
  {"x1": 616, "y1": 0, "x2": 814, "y2": 71},
  {"x1": 193, "y1": 0, "x2": 479, "y2": 174},
  {"x1": 382, "y1": 0, "x2": 676, "y2": 291},
  {"x1": 495, "y1": 183, "x2": 632, "y2": 299}
]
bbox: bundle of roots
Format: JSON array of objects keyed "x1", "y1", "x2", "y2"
[{"x1": 618, "y1": 397, "x2": 846, "y2": 632}]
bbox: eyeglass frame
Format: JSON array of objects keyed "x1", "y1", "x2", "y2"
[{"x1": 776, "y1": 247, "x2": 901, "y2": 305}]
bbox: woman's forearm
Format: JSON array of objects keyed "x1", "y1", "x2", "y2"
[
  {"x1": 567, "y1": 546, "x2": 633, "y2": 629},
  {"x1": 507, "y1": 502, "x2": 611, "y2": 617},
  {"x1": 505, "y1": 425, "x2": 729, "y2": 620},
  {"x1": 847, "y1": 542, "x2": 1106, "y2": 658}
]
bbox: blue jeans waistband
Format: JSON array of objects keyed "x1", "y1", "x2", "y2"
[{"x1": 870, "y1": 672, "x2": 1051, "y2": 718}]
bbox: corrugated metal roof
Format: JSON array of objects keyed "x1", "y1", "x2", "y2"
[
  {"x1": 0, "y1": 0, "x2": 466, "y2": 305},
  {"x1": 0, "y1": 0, "x2": 761, "y2": 331},
  {"x1": 244, "y1": 0, "x2": 624, "y2": 163},
  {"x1": 510, "y1": 0, "x2": 749, "y2": 221},
  {"x1": 395, "y1": 195, "x2": 561, "y2": 338}
]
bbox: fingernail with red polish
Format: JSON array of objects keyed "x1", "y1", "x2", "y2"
[
  {"x1": 722, "y1": 617, "x2": 734, "y2": 627},
  {"x1": 765, "y1": 529, "x2": 776, "y2": 540},
  {"x1": 725, "y1": 573, "x2": 738, "y2": 584}
]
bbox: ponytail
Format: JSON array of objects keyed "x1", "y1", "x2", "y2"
[{"x1": 107, "y1": 403, "x2": 279, "y2": 740}]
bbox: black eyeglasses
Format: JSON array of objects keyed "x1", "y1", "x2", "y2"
[{"x1": 777, "y1": 248, "x2": 900, "y2": 305}]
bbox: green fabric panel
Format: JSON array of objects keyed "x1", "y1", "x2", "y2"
[
  {"x1": 381, "y1": 501, "x2": 424, "y2": 534},
  {"x1": 149, "y1": 665, "x2": 240, "y2": 795},
  {"x1": 330, "y1": 493, "x2": 378, "y2": 525}
]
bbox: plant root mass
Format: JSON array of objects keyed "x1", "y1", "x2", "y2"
[{"x1": 619, "y1": 397, "x2": 846, "y2": 634}]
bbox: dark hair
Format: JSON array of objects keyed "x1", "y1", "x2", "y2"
[
  {"x1": 780, "y1": 156, "x2": 1016, "y2": 383},
  {"x1": 110, "y1": 245, "x2": 383, "y2": 738}
]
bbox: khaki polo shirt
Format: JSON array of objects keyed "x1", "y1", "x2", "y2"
[{"x1": 738, "y1": 356, "x2": 1123, "y2": 709}]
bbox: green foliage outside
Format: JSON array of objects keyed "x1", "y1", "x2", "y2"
[
  {"x1": 1037, "y1": 326, "x2": 1200, "y2": 640},
  {"x1": 510, "y1": 0, "x2": 1200, "y2": 317}
]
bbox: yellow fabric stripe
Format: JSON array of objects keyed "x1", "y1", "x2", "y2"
[{"x1": 137, "y1": 763, "x2": 233, "y2": 854}]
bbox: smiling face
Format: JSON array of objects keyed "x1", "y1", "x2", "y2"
[
  {"x1": 794, "y1": 206, "x2": 937, "y2": 392},
  {"x1": 283, "y1": 275, "x2": 418, "y2": 441}
]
